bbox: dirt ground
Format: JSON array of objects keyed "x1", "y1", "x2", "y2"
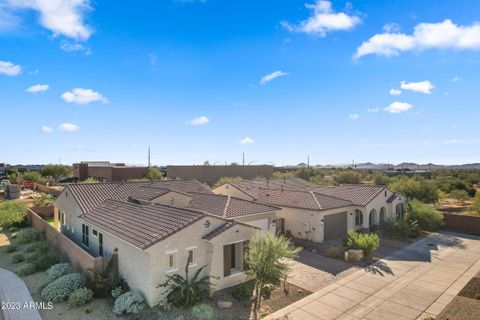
[{"x1": 0, "y1": 230, "x2": 309, "y2": 320}]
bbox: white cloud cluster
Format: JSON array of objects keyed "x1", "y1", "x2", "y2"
[
  {"x1": 349, "y1": 114, "x2": 359, "y2": 120},
  {"x1": 400, "y1": 80, "x2": 434, "y2": 94},
  {"x1": 282, "y1": 0, "x2": 361, "y2": 37},
  {"x1": 62, "y1": 88, "x2": 108, "y2": 104},
  {"x1": 0, "y1": 60, "x2": 21, "y2": 76},
  {"x1": 58, "y1": 123, "x2": 79, "y2": 132},
  {"x1": 367, "y1": 107, "x2": 379, "y2": 113},
  {"x1": 240, "y1": 137, "x2": 254, "y2": 145},
  {"x1": 384, "y1": 101, "x2": 413, "y2": 113},
  {"x1": 41, "y1": 125, "x2": 53, "y2": 133},
  {"x1": 389, "y1": 89, "x2": 401, "y2": 96},
  {"x1": 188, "y1": 116, "x2": 209, "y2": 126},
  {"x1": 355, "y1": 19, "x2": 480, "y2": 59},
  {"x1": 8, "y1": 0, "x2": 93, "y2": 40},
  {"x1": 27, "y1": 84, "x2": 49, "y2": 93},
  {"x1": 260, "y1": 71, "x2": 287, "y2": 85}
]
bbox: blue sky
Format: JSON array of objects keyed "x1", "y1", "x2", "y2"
[{"x1": 1, "y1": 0, "x2": 479, "y2": 166}]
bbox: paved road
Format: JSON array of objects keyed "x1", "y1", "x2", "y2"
[
  {"x1": 266, "y1": 232, "x2": 480, "y2": 320},
  {"x1": 0, "y1": 268, "x2": 41, "y2": 320}
]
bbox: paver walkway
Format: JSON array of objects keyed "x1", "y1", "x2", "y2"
[
  {"x1": 0, "y1": 268, "x2": 41, "y2": 320},
  {"x1": 265, "y1": 232, "x2": 480, "y2": 320}
]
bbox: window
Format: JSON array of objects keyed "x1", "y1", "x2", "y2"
[
  {"x1": 187, "y1": 247, "x2": 196, "y2": 266},
  {"x1": 81, "y1": 224, "x2": 89, "y2": 247},
  {"x1": 166, "y1": 250, "x2": 177, "y2": 272},
  {"x1": 355, "y1": 210, "x2": 363, "y2": 226},
  {"x1": 92, "y1": 229, "x2": 98, "y2": 237},
  {"x1": 230, "y1": 244, "x2": 236, "y2": 269},
  {"x1": 98, "y1": 233, "x2": 104, "y2": 257},
  {"x1": 396, "y1": 203, "x2": 404, "y2": 220},
  {"x1": 60, "y1": 211, "x2": 66, "y2": 225}
]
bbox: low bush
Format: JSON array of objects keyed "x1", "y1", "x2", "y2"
[
  {"x1": 112, "y1": 291, "x2": 146, "y2": 316},
  {"x1": 23, "y1": 243, "x2": 36, "y2": 253},
  {"x1": 46, "y1": 263, "x2": 72, "y2": 282},
  {"x1": 27, "y1": 250, "x2": 58, "y2": 271},
  {"x1": 11, "y1": 253, "x2": 25, "y2": 263},
  {"x1": 41, "y1": 273, "x2": 86, "y2": 302},
  {"x1": 231, "y1": 281, "x2": 254, "y2": 301},
  {"x1": 9, "y1": 227, "x2": 19, "y2": 232},
  {"x1": 16, "y1": 263, "x2": 37, "y2": 276},
  {"x1": 17, "y1": 228, "x2": 42, "y2": 243},
  {"x1": 381, "y1": 218, "x2": 420, "y2": 239},
  {"x1": 111, "y1": 286, "x2": 123, "y2": 299},
  {"x1": 344, "y1": 230, "x2": 380, "y2": 257},
  {"x1": 408, "y1": 199, "x2": 444, "y2": 231},
  {"x1": 0, "y1": 202, "x2": 28, "y2": 228},
  {"x1": 469, "y1": 194, "x2": 480, "y2": 215},
  {"x1": 6, "y1": 245, "x2": 17, "y2": 253},
  {"x1": 33, "y1": 194, "x2": 55, "y2": 207},
  {"x1": 191, "y1": 303, "x2": 215, "y2": 320},
  {"x1": 68, "y1": 287, "x2": 94, "y2": 307}
]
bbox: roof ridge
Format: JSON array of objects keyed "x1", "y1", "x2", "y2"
[
  {"x1": 310, "y1": 191, "x2": 323, "y2": 210},
  {"x1": 312, "y1": 190, "x2": 354, "y2": 203},
  {"x1": 223, "y1": 195, "x2": 232, "y2": 218}
]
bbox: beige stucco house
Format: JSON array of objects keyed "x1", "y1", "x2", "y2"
[
  {"x1": 213, "y1": 179, "x2": 406, "y2": 242},
  {"x1": 53, "y1": 179, "x2": 275, "y2": 306}
]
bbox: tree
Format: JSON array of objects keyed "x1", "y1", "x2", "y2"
[
  {"x1": 372, "y1": 173, "x2": 390, "y2": 186},
  {"x1": 213, "y1": 176, "x2": 242, "y2": 188},
  {"x1": 41, "y1": 164, "x2": 71, "y2": 179},
  {"x1": 245, "y1": 232, "x2": 301, "y2": 319},
  {"x1": 450, "y1": 189, "x2": 469, "y2": 205},
  {"x1": 334, "y1": 171, "x2": 361, "y2": 185},
  {"x1": 146, "y1": 167, "x2": 163, "y2": 181},
  {"x1": 22, "y1": 171, "x2": 45, "y2": 184},
  {"x1": 388, "y1": 177, "x2": 439, "y2": 203},
  {"x1": 81, "y1": 177, "x2": 99, "y2": 184},
  {"x1": 408, "y1": 199, "x2": 444, "y2": 231}
]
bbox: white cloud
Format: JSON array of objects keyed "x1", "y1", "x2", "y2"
[
  {"x1": 240, "y1": 137, "x2": 254, "y2": 145},
  {"x1": 355, "y1": 19, "x2": 480, "y2": 59},
  {"x1": 0, "y1": 60, "x2": 21, "y2": 76},
  {"x1": 389, "y1": 89, "x2": 401, "y2": 96},
  {"x1": 260, "y1": 70, "x2": 287, "y2": 85},
  {"x1": 367, "y1": 107, "x2": 379, "y2": 113},
  {"x1": 58, "y1": 123, "x2": 79, "y2": 132},
  {"x1": 452, "y1": 76, "x2": 461, "y2": 82},
  {"x1": 188, "y1": 116, "x2": 209, "y2": 126},
  {"x1": 60, "y1": 41, "x2": 91, "y2": 54},
  {"x1": 61, "y1": 88, "x2": 109, "y2": 104},
  {"x1": 282, "y1": 0, "x2": 361, "y2": 37},
  {"x1": 40, "y1": 125, "x2": 53, "y2": 133},
  {"x1": 445, "y1": 139, "x2": 464, "y2": 144},
  {"x1": 384, "y1": 101, "x2": 413, "y2": 113},
  {"x1": 26, "y1": 84, "x2": 49, "y2": 93},
  {"x1": 400, "y1": 80, "x2": 434, "y2": 94},
  {"x1": 349, "y1": 114, "x2": 359, "y2": 120},
  {"x1": 8, "y1": 0, "x2": 93, "y2": 40},
  {"x1": 383, "y1": 23, "x2": 401, "y2": 33}
]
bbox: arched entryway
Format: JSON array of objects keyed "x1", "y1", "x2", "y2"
[
  {"x1": 369, "y1": 209, "x2": 378, "y2": 227},
  {"x1": 379, "y1": 207, "x2": 386, "y2": 225}
]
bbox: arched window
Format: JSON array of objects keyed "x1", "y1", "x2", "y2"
[
  {"x1": 396, "y1": 203, "x2": 404, "y2": 220},
  {"x1": 355, "y1": 209, "x2": 363, "y2": 226}
]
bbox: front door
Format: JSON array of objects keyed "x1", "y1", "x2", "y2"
[{"x1": 275, "y1": 218, "x2": 285, "y2": 236}]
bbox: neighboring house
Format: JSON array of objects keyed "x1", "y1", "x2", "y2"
[
  {"x1": 53, "y1": 179, "x2": 270, "y2": 306},
  {"x1": 73, "y1": 161, "x2": 150, "y2": 182},
  {"x1": 213, "y1": 179, "x2": 406, "y2": 242}
]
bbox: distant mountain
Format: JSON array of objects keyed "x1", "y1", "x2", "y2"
[{"x1": 282, "y1": 162, "x2": 480, "y2": 170}]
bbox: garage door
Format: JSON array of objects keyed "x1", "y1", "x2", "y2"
[{"x1": 323, "y1": 212, "x2": 348, "y2": 240}]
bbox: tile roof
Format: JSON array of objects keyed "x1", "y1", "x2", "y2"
[
  {"x1": 81, "y1": 199, "x2": 207, "y2": 249},
  {"x1": 256, "y1": 188, "x2": 352, "y2": 211},
  {"x1": 128, "y1": 187, "x2": 172, "y2": 201},
  {"x1": 189, "y1": 193, "x2": 279, "y2": 219},
  {"x1": 226, "y1": 178, "x2": 318, "y2": 199},
  {"x1": 387, "y1": 192, "x2": 400, "y2": 203},
  {"x1": 310, "y1": 184, "x2": 385, "y2": 206},
  {"x1": 202, "y1": 219, "x2": 260, "y2": 241},
  {"x1": 66, "y1": 179, "x2": 211, "y2": 213}
]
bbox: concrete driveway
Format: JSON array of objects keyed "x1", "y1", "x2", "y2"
[{"x1": 266, "y1": 232, "x2": 480, "y2": 320}]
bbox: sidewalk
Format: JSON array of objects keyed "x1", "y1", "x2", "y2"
[
  {"x1": 265, "y1": 232, "x2": 480, "y2": 320},
  {"x1": 0, "y1": 268, "x2": 41, "y2": 320}
]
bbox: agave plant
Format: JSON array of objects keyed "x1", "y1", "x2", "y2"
[{"x1": 158, "y1": 261, "x2": 211, "y2": 308}]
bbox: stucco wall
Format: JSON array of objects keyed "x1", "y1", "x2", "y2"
[
  {"x1": 235, "y1": 211, "x2": 278, "y2": 233},
  {"x1": 213, "y1": 183, "x2": 254, "y2": 200},
  {"x1": 152, "y1": 192, "x2": 192, "y2": 207}
]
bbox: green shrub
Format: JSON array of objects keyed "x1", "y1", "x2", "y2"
[
  {"x1": 33, "y1": 194, "x2": 55, "y2": 207},
  {"x1": 41, "y1": 273, "x2": 86, "y2": 302},
  {"x1": 84, "y1": 306, "x2": 94, "y2": 314},
  {"x1": 408, "y1": 199, "x2": 444, "y2": 231},
  {"x1": 112, "y1": 291, "x2": 146, "y2": 316},
  {"x1": 388, "y1": 177, "x2": 439, "y2": 203},
  {"x1": 23, "y1": 243, "x2": 36, "y2": 253},
  {"x1": 468, "y1": 194, "x2": 480, "y2": 215},
  {"x1": 111, "y1": 286, "x2": 123, "y2": 299},
  {"x1": 11, "y1": 253, "x2": 25, "y2": 263},
  {"x1": 16, "y1": 263, "x2": 37, "y2": 276},
  {"x1": 27, "y1": 250, "x2": 59, "y2": 271},
  {"x1": 9, "y1": 227, "x2": 19, "y2": 232},
  {"x1": 6, "y1": 245, "x2": 17, "y2": 253},
  {"x1": 344, "y1": 230, "x2": 380, "y2": 257},
  {"x1": 231, "y1": 282, "x2": 253, "y2": 301},
  {"x1": 381, "y1": 217, "x2": 420, "y2": 239},
  {"x1": 68, "y1": 287, "x2": 94, "y2": 307},
  {"x1": 0, "y1": 202, "x2": 28, "y2": 228},
  {"x1": 17, "y1": 228, "x2": 42, "y2": 243},
  {"x1": 46, "y1": 263, "x2": 72, "y2": 282},
  {"x1": 191, "y1": 303, "x2": 215, "y2": 320}
]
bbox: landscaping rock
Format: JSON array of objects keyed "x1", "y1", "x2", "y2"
[
  {"x1": 216, "y1": 300, "x2": 233, "y2": 309},
  {"x1": 348, "y1": 249, "x2": 364, "y2": 261}
]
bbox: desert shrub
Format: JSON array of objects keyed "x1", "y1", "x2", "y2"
[
  {"x1": 468, "y1": 194, "x2": 480, "y2": 215},
  {"x1": 231, "y1": 281, "x2": 254, "y2": 301},
  {"x1": 388, "y1": 177, "x2": 439, "y2": 203},
  {"x1": 0, "y1": 202, "x2": 28, "y2": 228},
  {"x1": 33, "y1": 194, "x2": 55, "y2": 207},
  {"x1": 37, "y1": 281, "x2": 50, "y2": 295},
  {"x1": 23, "y1": 243, "x2": 36, "y2": 253},
  {"x1": 27, "y1": 250, "x2": 58, "y2": 271},
  {"x1": 381, "y1": 217, "x2": 420, "y2": 239},
  {"x1": 6, "y1": 245, "x2": 17, "y2": 253},
  {"x1": 334, "y1": 171, "x2": 361, "y2": 185},
  {"x1": 343, "y1": 230, "x2": 379, "y2": 257},
  {"x1": 111, "y1": 286, "x2": 123, "y2": 299},
  {"x1": 191, "y1": 303, "x2": 215, "y2": 320},
  {"x1": 68, "y1": 287, "x2": 94, "y2": 307},
  {"x1": 17, "y1": 228, "x2": 42, "y2": 243},
  {"x1": 408, "y1": 199, "x2": 444, "y2": 231},
  {"x1": 41, "y1": 273, "x2": 86, "y2": 302},
  {"x1": 11, "y1": 253, "x2": 25, "y2": 263},
  {"x1": 46, "y1": 263, "x2": 72, "y2": 282},
  {"x1": 112, "y1": 291, "x2": 146, "y2": 316},
  {"x1": 84, "y1": 306, "x2": 94, "y2": 314},
  {"x1": 9, "y1": 227, "x2": 19, "y2": 232},
  {"x1": 16, "y1": 263, "x2": 37, "y2": 276}
]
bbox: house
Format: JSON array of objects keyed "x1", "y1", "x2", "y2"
[
  {"x1": 53, "y1": 179, "x2": 277, "y2": 306},
  {"x1": 213, "y1": 179, "x2": 406, "y2": 242},
  {"x1": 73, "y1": 161, "x2": 150, "y2": 182}
]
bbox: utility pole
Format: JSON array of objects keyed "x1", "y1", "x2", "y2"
[
  {"x1": 242, "y1": 152, "x2": 245, "y2": 166},
  {"x1": 307, "y1": 156, "x2": 310, "y2": 168},
  {"x1": 148, "y1": 147, "x2": 151, "y2": 167}
]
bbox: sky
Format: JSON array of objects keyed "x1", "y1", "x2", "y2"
[{"x1": 1, "y1": 0, "x2": 480, "y2": 166}]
